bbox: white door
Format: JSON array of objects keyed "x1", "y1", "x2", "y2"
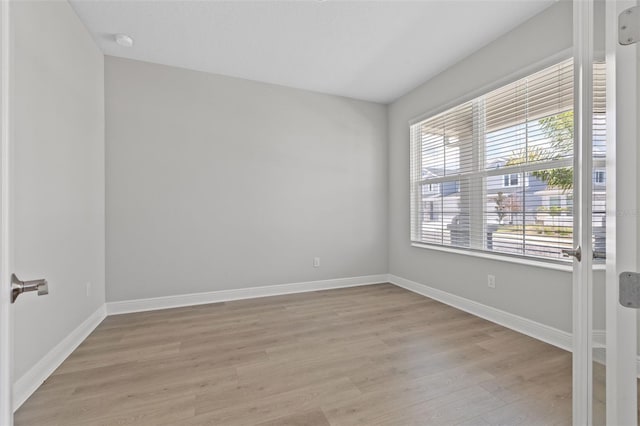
[
  {"x1": 573, "y1": 0, "x2": 639, "y2": 425},
  {"x1": 603, "y1": 0, "x2": 639, "y2": 424},
  {"x1": 0, "y1": 0, "x2": 12, "y2": 424}
]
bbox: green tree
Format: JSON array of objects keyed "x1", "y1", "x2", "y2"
[{"x1": 505, "y1": 110, "x2": 573, "y2": 191}]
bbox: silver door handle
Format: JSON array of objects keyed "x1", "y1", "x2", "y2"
[
  {"x1": 562, "y1": 246, "x2": 582, "y2": 262},
  {"x1": 11, "y1": 273, "x2": 48, "y2": 303}
]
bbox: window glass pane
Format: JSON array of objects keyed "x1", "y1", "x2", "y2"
[
  {"x1": 485, "y1": 124, "x2": 527, "y2": 169},
  {"x1": 524, "y1": 169, "x2": 573, "y2": 260},
  {"x1": 444, "y1": 180, "x2": 469, "y2": 248},
  {"x1": 593, "y1": 62, "x2": 607, "y2": 261},
  {"x1": 485, "y1": 168, "x2": 573, "y2": 259},
  {"x1": 486, "y1": 173, "x2": 524, "y2": 254},
  {"x1": 418, "y1": 102, "x2": 473, "y2": 178},
  {"x1": 419, "y1": 182, "x2": 444, "y2": 245},
  {"x1": 418, "y1": 179, "x2": 464, "y2": 246}
]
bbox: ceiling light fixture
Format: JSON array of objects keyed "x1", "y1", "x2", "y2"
[{"x1": 115, "y1": 34, "x2": 134, "y2": 48}]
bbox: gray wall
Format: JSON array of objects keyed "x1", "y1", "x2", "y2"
[
  {"x1": 105, "y1": 57, "x2": 388, "y2": 302},
  {"x1": 388, "y1": 1, "x2": 579, "y2": 333},
  {"x1": 12, "y1": 1, "x2": 105, "y2": 380}
]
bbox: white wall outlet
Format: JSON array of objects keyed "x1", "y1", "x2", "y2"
[
  {"x1": 86, "y1": 282, "x2": 91, "y2": 297},
  {"x1": 487, "y1": 275, "x2": 496, "y2": 289},
  {"x1": 313, "y1": 257, "x2": 320, "y2": 268}
]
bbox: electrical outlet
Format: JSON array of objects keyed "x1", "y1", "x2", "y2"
[
  {"x1": 313, "y1": 257, "x2": 320, "y2": 268},
  {"x1": 86, "y1": 282, "x2": 91, "y2": 297},
  {"x1": 487, "y1": 275, "x2": 496, "y2": 289}
]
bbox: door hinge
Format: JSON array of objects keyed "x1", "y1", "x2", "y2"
[
  {"x1": 619, "y1": 6, "x2": 640, "y2": 45},
  {"x1": 620, "y1": 272, "x2": 640, "y2": 309}
]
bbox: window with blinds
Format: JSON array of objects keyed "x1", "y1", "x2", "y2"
[{"x1": 410, "y1": 58, "x2": 606, "y2": 262}]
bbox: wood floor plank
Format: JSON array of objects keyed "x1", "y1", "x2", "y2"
[
  {"x1": 16, "y1": 283, "x2": 630, "y2": 425},
  {"x1": 255, "y1": 410, "x2": 331, "y2": 426},
  {"x1": 367, "y1": 385, "x2": 506, "y2": 426},
  {"x1": 188, "y1": 377, "x2": 362, "y2": 426},
  {"x1": 322, "y1": 365, "x2": 495, "y2": 425}
]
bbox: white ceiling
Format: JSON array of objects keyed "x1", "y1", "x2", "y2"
[{"x1": 69, "y1": 0, "x2": 556, "y2": 104}]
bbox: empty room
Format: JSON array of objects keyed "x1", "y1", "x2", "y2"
[{"x1": 1, "y1": 0, "x2": 639, "y2": 425}]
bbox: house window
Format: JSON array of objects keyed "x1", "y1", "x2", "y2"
[
  {"x1": 594, "y1": 170, "x2": 605, "y2": 184},
  {"x1": 503, "y1": 173, "x2": 519, "y2": 187},
  {"x1": 409, "y1": 58, "x2": 606, "y2": 262}
]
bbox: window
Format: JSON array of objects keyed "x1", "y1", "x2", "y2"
[
  {"x1": 503, "y1": 173, "x2": 519, "y2": 187},
  {"x1": 410, "y1": 58, "x2": 606, "y2": 262},
  {"x1": 594, "y1": 170, "x2": 605, "y2": 184}
]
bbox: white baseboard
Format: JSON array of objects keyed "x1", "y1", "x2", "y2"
[
  {"x1": 388, "y1": 274, "x2": 573, "y2": 351},
  {"x1": 592, "y1": 329, "x2": 606, "y2": 349},
  {"x1": 12, "y1": 305, "x2": 107, "y2": 412},
  {"x1": 388, "y1": 274, "x2": 640, "y2": 376},
  {"x1": 106, "y1": 274, "x2": 388, "y2": 315}
]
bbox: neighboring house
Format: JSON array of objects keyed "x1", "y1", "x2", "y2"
[
  {"x1": 419, "y1": 152, "x2": 606, "y2": 256},
  {"x1": 420, "y1": 167, "x2": 459, "y2": 223}
]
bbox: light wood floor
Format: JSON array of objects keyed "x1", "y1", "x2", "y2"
[{"x1": 14, "y1": 283, "x2": 598, "y2": 425}]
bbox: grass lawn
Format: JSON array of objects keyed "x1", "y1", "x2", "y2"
[{"x1": 495, "y1": 224, "x2": 572, "y2": 237}]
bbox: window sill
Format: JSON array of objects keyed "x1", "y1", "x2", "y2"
[{"x1": 410, "y1": 242, "x2": 606, "y2": 273}]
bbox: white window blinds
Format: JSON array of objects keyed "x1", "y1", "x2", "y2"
[{"x1": 410, "y1": 58, "x2": 606, "y2": 262}]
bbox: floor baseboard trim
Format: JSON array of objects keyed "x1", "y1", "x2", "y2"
[
  {"x1": 388, "y1": 274, "x2": 573, "y2": 351},
  {"x1": 12, "y1": 305, "x2": 107, "y2": 412},
  {"x1": 388, "y1": 274, "x2": 640, "y2": 377},
  {"x1": 106, "y1": 274, "x2": 388, "y2": 315}
]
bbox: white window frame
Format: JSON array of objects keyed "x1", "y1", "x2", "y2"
[
  {"x1": 407, "y1": 50, "x2": 614, "y2": 271},
  {"x1": 502, "y1": 173, "x2": 519, "y2": 188},
  {"x1": 409, "y1": 51, "x2": 594, "y2": 267}
]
